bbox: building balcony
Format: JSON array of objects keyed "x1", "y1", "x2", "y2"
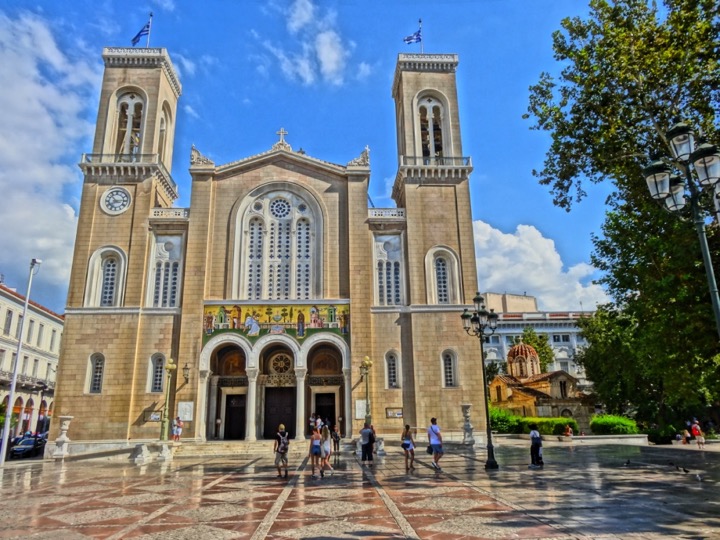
[
  {"x1": 79, "y1": 153, "x2": 178, "y2": 201},
  {"x1": 0, "y1": 370, "x2": 55, "y2": 391},
  {"x1": 401, "y1": 156, "x2": 472, "y2": 167}
]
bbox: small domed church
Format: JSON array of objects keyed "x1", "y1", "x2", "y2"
[
  {"x1": 489, "y1": 341, "x2": 594, "y2": 430},
  {"x1": 51, "y1": 46, "x2": 489, "y2": 449}
]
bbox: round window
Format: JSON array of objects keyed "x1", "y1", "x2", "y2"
[
  {"x1": 270, "y1": 353, "x2": 292, "y2": 374},
  {"x1": 270, "y1": 198, "x2": 291, "y2": 218}
]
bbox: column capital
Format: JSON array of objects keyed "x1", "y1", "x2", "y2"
[
  {"x1": 294, "y1": 367, "x2": 307, "y2": 379},
  {"x1": 199, "y1": 369, "x2": 212, "y2": 381},
  {"x1": 246, "y1": 368, "x2": 259, "y2": 381}
]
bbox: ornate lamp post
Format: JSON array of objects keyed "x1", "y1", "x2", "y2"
[
  {"x1": 461, "y1": 293, "x2": 500, "y2": 470},
  {"x1": 160, "y1": 358, "x2": 177, "y2": 441},
  {"x1": 0, "y1": 258, "x2": 41, "y2": 468},
  {"x1": 359, "y1": 356, "x2": 373, "y2": 425},
  {"x1": 643, "y1": 121, "x2": 720, "y2": 338}
]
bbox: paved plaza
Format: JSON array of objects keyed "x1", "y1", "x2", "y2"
[{"x1": 0, "y1": 440, "x2": 718, "y2": 539}]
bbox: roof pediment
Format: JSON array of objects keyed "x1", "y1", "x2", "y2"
[{"x1": 190, "y1": 132, "x2": 370, "y2": 181}]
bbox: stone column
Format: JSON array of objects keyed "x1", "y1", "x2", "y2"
[
  {"x1": 294, "y1": 368, "x2": 307, "y2": 439},
  {"x1": 246, "y1": 369, "x2": 258, "y2": 441},
  {"x1": 197, "y1": 370, "x2": 210, "y2": 442},
  {"x1": 208, "y1": 376, "x2": 219, "y2": 440},
  {"x1": 342, "y1": 367, "x2": 352, "y2": 438}
]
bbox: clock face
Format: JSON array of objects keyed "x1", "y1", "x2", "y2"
[{"x1": 102, "y1": 187, "x2": 131, "y2": 214}]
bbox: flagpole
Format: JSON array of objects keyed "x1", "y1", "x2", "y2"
[
  {"x1": 146, "y1": 12, "x2": 153, "y2": 48},
  {"x1": 419, "y1": 19, "x2": 423, "y2": 54}
]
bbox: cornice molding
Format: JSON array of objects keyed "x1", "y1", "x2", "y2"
[{"x1": 102, "y1": 47, "x2": 182, "y2": 98}]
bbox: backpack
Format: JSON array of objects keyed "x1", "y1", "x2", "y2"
[{"x1": 278, "y1": 431, "x2": 289, "y2": 453}]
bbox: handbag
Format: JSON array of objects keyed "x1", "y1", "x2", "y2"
[
  {"x1": 401, "y1": 442, "x2": 410, "y2": 450},
  {"x1": 426, "y1": 445, "x2": 433, "y2": 455}
]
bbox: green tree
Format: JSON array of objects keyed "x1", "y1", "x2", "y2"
[
  {"x1": 521, "y1": 327, "x2": 555, "y2": 373},
  {"x1": 485, "y1": 361, "x2": 507, "y2": 382},
  {"x1": 525, "y1": 0, "x2": 720, "y2": 426}
]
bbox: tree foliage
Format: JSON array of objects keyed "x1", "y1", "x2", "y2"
[
  {"x1": 526, "y1": 0, "x2": 720, "y2": 426},
  {"x1": 521, "y1": 327, "x2": 555, "y2": 373}
]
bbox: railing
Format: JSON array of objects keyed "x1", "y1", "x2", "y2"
[
  {"x1": 80, "y1": 153, "x2": 176, "y2": 191},
  {"x1": 151, "y1": 208, "x2": 190, "y2": 219},
  {"x1": 401, "y1": 156, "x2": 471, "y2": 167},
  {"x1": 0, "y1": 370, "x2": 55, "y2": 389},
  {"x1": 368, "y1": 208, "x2": 406, "y2": 218}
]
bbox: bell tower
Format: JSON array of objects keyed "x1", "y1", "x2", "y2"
[{"x1": 390, "y1": 53, "x2": 477, "y2": 305}]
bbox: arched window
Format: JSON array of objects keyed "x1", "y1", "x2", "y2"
[
  {"x1": 85, "y1": 247, "x2": 128, "y2": 307},
  {"x1": 88, "y1": 354, "x2": 105, "y2": 394},
  {"x1": 442, "y1": 350, "x2": 457, "y2": 387},
  {"x1": 149, "y1": 354, "x2": 164, "y2": 393},
  {"x1": 425, "y1": 246, "x2": 461, "y2": 304},
  {"x1": 114, "y1": 92, "x2": 145, "y2": 158},
  {"x1": 374, "y1": 234, "x2": 405, "y2": 306},
  {"x1": 235, "y1": 188, "x2": 322, "y2": 300},
  {"x1": 386, "y1": 352, "x2": 400, "y2": 388},
  {"x1": 158, "y1": 116, "x2": 167, "y2": 164},
  {"x1": 150, "y1": 235, "x2": 183, "y2": 307},
  {"x1": 417, "y1": 95, "x2": 446, "y2": 162}
]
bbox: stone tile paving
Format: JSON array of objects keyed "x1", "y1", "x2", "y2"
[{"x1": 0, "y1": 440, "x2": 718, "y2": 539}]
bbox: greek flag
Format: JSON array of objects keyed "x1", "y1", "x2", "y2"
[
  {"x1": 131, "y1": 21, "x2": 150, "y2": 46},
  {"x1": 403, "y1": 28, "x2": 422, "y2": 44}
]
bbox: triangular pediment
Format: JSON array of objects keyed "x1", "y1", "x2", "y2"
[{"x1": 215, "y1": 146, "x2": 348, "y2": 178}]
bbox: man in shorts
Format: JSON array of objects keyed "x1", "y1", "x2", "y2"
[
  {"x1": 274, "y1": 423, "x2": 290, "y2": 478},
  {"x1": 427, "y1": 417, "x2": 444, "y2": 471}
]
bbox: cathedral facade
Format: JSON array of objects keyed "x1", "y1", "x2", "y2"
[{"x1": 52, "y1": 47, "x2": 485, "y2": 447}]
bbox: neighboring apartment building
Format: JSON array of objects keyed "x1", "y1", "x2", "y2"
[
  {"x1": 0, "y1": 283, "x2": 63, "y2": 435},
  {"x1": 483, "y1": 293, "x2": 592, "y2": 390}
]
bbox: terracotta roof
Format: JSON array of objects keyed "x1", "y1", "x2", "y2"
[
  {"x1": 493, "y1": 374, "x2": 522, "y2": 386},
  {"x1": 524, "y1": 370, "x2": 578, "y2": 383},
  {"x1": 511, "y1": 386, "x2": 552, "y2": 400},
  {"x1": 507, "y1": 342, "x2": 539, "y2": 361},
  {"x1": 0, "y1": 284, "x2": 64, "y2": 321}
]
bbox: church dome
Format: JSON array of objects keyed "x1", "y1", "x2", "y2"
[{"x1": 507, "y1": 342, "x2": 539, "y2": 361}]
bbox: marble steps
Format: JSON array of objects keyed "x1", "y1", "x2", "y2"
[{"x1": 173, "y1": 440, "x2": 356, "y2": 457}]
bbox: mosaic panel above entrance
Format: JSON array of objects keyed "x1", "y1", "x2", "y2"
[{"x1": 203, "y1": 302, "x2": 350, "y2": 345}]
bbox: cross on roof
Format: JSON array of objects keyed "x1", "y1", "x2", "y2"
[{"x1": 276, "y1": 127, "x2": 288, "y2": 144}]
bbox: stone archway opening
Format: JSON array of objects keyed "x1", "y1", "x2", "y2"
[
  {"x1": 259, "y1": 344, "x2": 297, "y2": 439},
  {"x1": 307, "y1": 344, "x2": 344, "y2": 433},
  {"x1": 209, "y1": 344, "x2": 248, "y2": 440}
]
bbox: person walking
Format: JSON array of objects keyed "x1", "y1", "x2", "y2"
[
  {"x1": 529, "y1": 423, "x2": 543, "y2": 469},
  {"x1": 427, "y1": 417, "x2": 444, "y2": 471},
  {"x1": 359, "y1": 422, "x2": 374, "y2": 466},
  {"x1": 401, "y1": 424, "x2": 415, "y2": 470},
  {"x1": 320, "y1": 425, "x2": 334, "y2": 476},
  {"x1": 308, "y1": 427, "x2": 322, "y2": 479},
  {"x1": 273, "y1": 423, "x2": 290, "y2": 479},
  {"x1": 331, "y1": 424, "x2": 341, "y2": 454}
]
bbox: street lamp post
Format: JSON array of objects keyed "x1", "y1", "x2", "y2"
[
  {"x1": 0, "y1": 258, "x2": 42, "y2": 468},
  {"x1": 160, "y1": 358, "x2": 177, "y2": 441},
  {"x1": 461, "y1": 293, "x2": 500, "y2": 470},
  {"x1": 643, "y1": 121, "x2": 720, "y2": 339},
  {"x1": 359, "y1": 356, "x2": 373, "y2": 425}
]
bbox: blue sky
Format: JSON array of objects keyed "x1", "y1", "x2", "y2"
[{"x1": 0, "y1": 0, "x2": 611, "y2": 313}]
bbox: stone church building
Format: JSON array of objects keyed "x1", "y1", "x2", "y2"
[{"x1": 52, "y1": 47, "x2": 486, "y2": 447}]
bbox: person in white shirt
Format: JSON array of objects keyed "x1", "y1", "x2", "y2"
[{"x1": 427, "y1": 417, "x2": 444, "y2": 471}]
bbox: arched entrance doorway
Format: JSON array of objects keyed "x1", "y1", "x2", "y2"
[
  {"x1": 307, "y1": 344, "x2": 344, "y2": 433},
  {"x1": 259, "y1": 345, "x2": 297, "y2": 439},
  {"x1": 210, "y1": 345, "x2": 248, "y2": 440}
]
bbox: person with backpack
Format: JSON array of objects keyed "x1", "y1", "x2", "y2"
[{"x1": 274, "y1": 423, "x2": 290, "y2": 479}]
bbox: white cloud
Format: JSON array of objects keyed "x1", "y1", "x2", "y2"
[
  {"x1": 0, "y1": 13, "x2": 100, "y2": 299},
  {"x1": 357, "y1": 61, "x2": 372, "y2": 80},
  {"x1": 287, "y1": 0, "x2": 315, "y2": 33},
  {"x1": 184, "y1": 104, "x2": 200, "y2": 119},
  {"x1": 151, "y1": 0, "x2": 176, "y2": 12},
  {"x1": 174, "y1": 53, "x2": 196, "y2": 78},
  {"x1": 257, "y1": 0, "x2": 359, "y2": 86},
  {"x1": 315, "y1": 30, "x2": 347, "y2": 85},
  {"x1": 473, "y1": 221, "x2": 608, "y2": 311}
]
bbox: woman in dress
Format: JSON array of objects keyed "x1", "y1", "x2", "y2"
[
  {"x1": 401, "y1": 424, "x2": 415, "y2": 470},
  {"x1": 308, "y1": 427, "x2": 322, "y2": 479},
  {"x1": 320, "y1": 425, "x2": 334, "y2": 476}
]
